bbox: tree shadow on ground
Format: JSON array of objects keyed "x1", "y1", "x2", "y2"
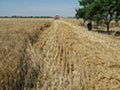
[{"x1": 93, "y1": 29, "x2": 120, "y2": 36}]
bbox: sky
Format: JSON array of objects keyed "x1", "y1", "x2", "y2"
[{"x1": 0, "y1": 0, "x2": 79, "y2": 17}]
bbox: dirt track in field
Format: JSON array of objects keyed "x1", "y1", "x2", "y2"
[{"x1": 33, "y1": 20, "x2": 120, "y2": 90}]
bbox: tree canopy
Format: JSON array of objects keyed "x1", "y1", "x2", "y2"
[{"x1": 76, "y1": 0, "x2": 120, "y2": 31}]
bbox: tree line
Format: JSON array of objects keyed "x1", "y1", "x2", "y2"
[
  {"x1": 0, "y1": 16, "x2": 53, "y2": 18},
  {"x1": 76, "y1": 0, "x2": 120, "y2": 31}
]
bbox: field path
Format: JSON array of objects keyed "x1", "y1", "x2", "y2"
[{"x1": 34, "y1": 20, "x2": 120, "y2": 89}]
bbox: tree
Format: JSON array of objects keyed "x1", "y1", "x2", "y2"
[
  {"x1": 76, "y1": 0, "x2": 95, "y2": 20},
  {"x1": 87, "y1": 0, "x2": 113, "y2": 31},
  {"x1": 75, "y1": 0, "x2": 95, "y2": 30},
  {"x1": 115, "y1": 0, "x2": 120, "y2": 23},
  {"x1": 75, "y1": 8, "x2": 86, "y2": 19},
  {"x1": 76, "y1": 0, "x2": 120, "y2": 31},
  {"x1": 79, "y1": 0, "x2": 95, "y2": 7}
]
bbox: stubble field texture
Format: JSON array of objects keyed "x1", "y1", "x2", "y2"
[{"x1": 0, "y1": 18, "x2": 120, "y2": 90}]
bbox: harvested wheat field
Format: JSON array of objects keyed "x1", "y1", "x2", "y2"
[
  {"x1": 0, "y1": 19, "x2": 120, "y2": 90},
  {"x1": 0, "y1": 18, "x2": 52, "y2": 89}
]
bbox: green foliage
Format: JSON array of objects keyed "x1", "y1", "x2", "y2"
[
  {"x1": 76, "y1": 0, "x2": 120, "y2": 31},
  {"x1": 75, "y1": 8, "x2": 86, "y2": 19},
  {"x1": 79, "y1": 0, "x2": 95, "y2": 7}
]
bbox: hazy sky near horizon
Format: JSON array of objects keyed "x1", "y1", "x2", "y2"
[{"x1": 0, "y1": 0, "x2": 79, "y2": 17}]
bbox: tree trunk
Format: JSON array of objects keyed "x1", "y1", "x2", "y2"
[
  {"x1": 107, "y1": 22, "x2": 110, "y2": 32},
  {"x1": 87, "y1": 21, "x2": 92, "y2": 31}
]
